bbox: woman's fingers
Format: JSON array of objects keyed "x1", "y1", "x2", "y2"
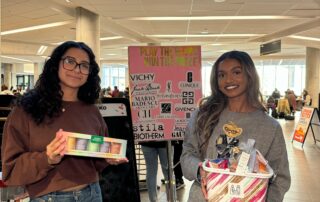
[
  {"x1": 55, "y1": 143, "x2": 66, "y2": 156},
  {"x1": 201, "y1": 181, "x2": 207, "y2": 200},
  {"x1": 106, "y1": 157, "x2": 129, "y2": 165},
  {"x1": 49, "y1": 137, "x2": 65, "y2": 154},
  {"x1": 47, "y1": 136, "x2": 65, "y2": 155},
  {"x1": 200, "y1": 168, "x2": 208, "y2": 199},
  {"x1": 46, "y1": 129, "x2": 67, "y2": 165}
]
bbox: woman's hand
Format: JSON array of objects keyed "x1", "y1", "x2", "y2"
[
  {"x1": 106, "y1": 157, "x2": 129, "y2": 166},
  {"x1": 200, "y1": 166, "x2": 208, "y2": 200},
  {"x1": 46, "y1": 129, "x2": 67, "y2": 165}
]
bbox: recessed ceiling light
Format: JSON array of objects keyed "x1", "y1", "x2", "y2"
[
  {"x1": 100, "y1": 36, "x2": 123, "y2": 41},
  {"x1": 217, "y1": 50, "x2": 229, "y2": 53},
  {"x1": 147, "y1": 34, "x2": 261, "y2": 38},
  {"x1": 289, "y1": 35, "x2": 320, "y2": 42},
  {"x1": 65, "y1": 0, "x2": 72, "y2": 3},
  {"x1": 1, "y1": 55, "x2": 33, "y2": 62},
  {"x1": 214, "y1": 0, "x2": 226, "y2": 2},
  {"x1": 114, "y1": 16, "x2": 312, "y2": 21},
  {"x1": 37, "y1": 45, "x2": 48, "y2": 55},
  {"x1": 0, "y1": 21, "x2": 72, "y2": 35}
]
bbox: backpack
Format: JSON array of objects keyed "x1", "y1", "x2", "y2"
[
  {"x1": 271, "y1": 108, "x2": 278, "y2": 119},
  {"x1": 284, "y1": 115, "x2": 295, "y2": 120},
  {"x1": 278, "y1": 112, "x2": 285, "y2": 119}
]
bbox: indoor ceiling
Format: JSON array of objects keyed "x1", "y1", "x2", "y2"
[{"x1": 1, "y1": 0, "x2": 320, "y2": 64}]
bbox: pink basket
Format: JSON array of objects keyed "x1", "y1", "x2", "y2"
[{"x1": 202, "y1": 160, "x2": 273, "y2": 202}]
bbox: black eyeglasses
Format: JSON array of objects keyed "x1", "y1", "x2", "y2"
[{"x1": 61, "y1": 56, "x2": 91, "y2": 75}]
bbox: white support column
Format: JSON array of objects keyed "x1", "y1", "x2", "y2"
[
  {"x1": 33, "y1": 62, "x2": 43, "y2": 86},
  {"x1": 306, "y1": 47, "x2": 320, "y2": 108},
  {"x1": 76, "y1": 7, "x2": 100, "y2": 68},
  {"x1": 3, "y1": 64, "x2": 11, "y2": 87}
]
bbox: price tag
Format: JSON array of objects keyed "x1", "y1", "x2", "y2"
[{"x1": 236, "y1": 152, "x2": 250, "y2": 174}]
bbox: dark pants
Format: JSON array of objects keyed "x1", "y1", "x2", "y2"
[{"x1": 173, "y1": 140, "x2": 183, "y2": 180}]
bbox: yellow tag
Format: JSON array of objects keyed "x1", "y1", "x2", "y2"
[
  {"x1": 232, "y1": 146, "x2": 240, "y2": 154},
  {"x1": 223, "y1": 121, "x2": 242, "y2": 138}
]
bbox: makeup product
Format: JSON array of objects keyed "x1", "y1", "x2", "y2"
[
  {"x1": 67, "y1": 137, "x2": 76, "y2": 150},
  {"x1": 75, "y1": 139, "x2": 88, "y2": 151},
  {"x1": 87, "y1": 142, "x2": 99, "y2": 152},
  {"x1": 61, "y1": 131, "x2": 127, "y2": 159},
  {"x1": 100, "y1": 142, "x2": 110, "y2": 153}
]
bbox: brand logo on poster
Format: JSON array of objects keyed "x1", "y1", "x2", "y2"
[
  {"x1": 130, "y1": 73, "x2": 155, "y2": 83},
  {"x1": 161, "y1": 103, "x2": 172, "y2": 114},
  {"x1": 131, "y1": 83, "x2": 161, "y2": 95},
  {"x1": 133, "y1": 122, "x2": 165, "y2": 140},
  {"x1": 179, "y1": 81, "x2": 201, "y2": 89},
  {"x1": 182, "y1": 91, "x2": 194, "y2": 104},
  {"x1": 132, "y1": 95, "x2": 159, "y2": 108}
]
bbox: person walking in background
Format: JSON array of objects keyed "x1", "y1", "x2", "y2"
[
  {"x1": 1, "y1": 41, "x2": 128, "y2": 202},
  {"x1": 286, "y1": 90, "x2": 296, "y2": 115},
  {"x1": 180, "y1": 50, "x2": 290, "y2": 201},
  {"x1": 173, "y1": 140, "x2": 185, "y2": 190},
  {"x1": 140, "y1": 141, "x2": 171, "y2": 202}
]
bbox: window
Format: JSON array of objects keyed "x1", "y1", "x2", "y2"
[
  {"x1": 101, "y1": 59, "x2": 306, "y2": 99},
  {"x1": 101, "y1": 64, "x2": 127, "y2": 91},
  {"x1": 16, "y1": 74, "x2": 34, "y2": 90}
]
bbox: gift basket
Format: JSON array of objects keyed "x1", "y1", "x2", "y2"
[
  {"x1": 202, "y1": 128, "x2": 274, "y2": 202},
  {"x1": 202, "y1": 159, "x2": 273, "y2": 202}
]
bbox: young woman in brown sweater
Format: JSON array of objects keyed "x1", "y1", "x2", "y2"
[{"x1": 1, "y1": 41, "x2": 128, "y2": 201}]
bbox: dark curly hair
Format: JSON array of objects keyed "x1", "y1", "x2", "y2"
[{"x1": 19, "y1": 41, "x2": 101, "y2": 124}]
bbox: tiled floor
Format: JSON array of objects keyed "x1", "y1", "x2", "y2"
[{"x1": 140, "y1": 111, "x2": 320, "y2": 202}]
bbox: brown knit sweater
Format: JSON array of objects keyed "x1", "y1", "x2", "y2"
[{"x1": 1, "y1": 101, "x2": 109, "y2": 198}]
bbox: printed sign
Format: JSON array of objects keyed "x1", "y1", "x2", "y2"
[
  {"x1": 96, "y1": 103, "x2": 127, "y2": 117},
  {"x1": 128, "y1": 46, "x2": 202, "y2": 142},
  {"x1": 293, "y1": 107, "x2": 315, "y2": 143}
]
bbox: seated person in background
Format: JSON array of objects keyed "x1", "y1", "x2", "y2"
[
  {"x1": 302, "y1": 89, "x2": 312, "y2": 106},
  {"x1": 271, "y1": 88, "x2": 280, "y2": 99},
  {"x1": 266, "y1": 95, "x2": 276, "y2": 113},
  {"x1": 0, "y1": 84, "x2": 14, "y2": 95},
  {"x1": 124, "y1": 87, "x2": 130, "y2": 99},
  {"x1": 271, "y1": 88, "x2": 280, "y2": 107},
  {"x1": 112, "y1": 86, "x2": 120, "y2": 97},
  {"x1": 105, "y1": 87, "x2": 112, "y2": 98}
]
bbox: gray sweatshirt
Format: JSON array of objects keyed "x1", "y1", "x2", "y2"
[{"x1": 181, "y1": 108, "x2": 291, "y2": 202}]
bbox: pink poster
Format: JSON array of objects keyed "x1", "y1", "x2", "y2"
[{"x1": 128, "y1": 46, "x2": 202, "y2": 142}]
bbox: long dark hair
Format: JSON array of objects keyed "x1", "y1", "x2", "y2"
[
  {"x1": 195, "y1": 50, "x2": 265, "y2": 158},
  {"x1": 19, "y1": 41, "x2": 101, "y2": 124}
]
